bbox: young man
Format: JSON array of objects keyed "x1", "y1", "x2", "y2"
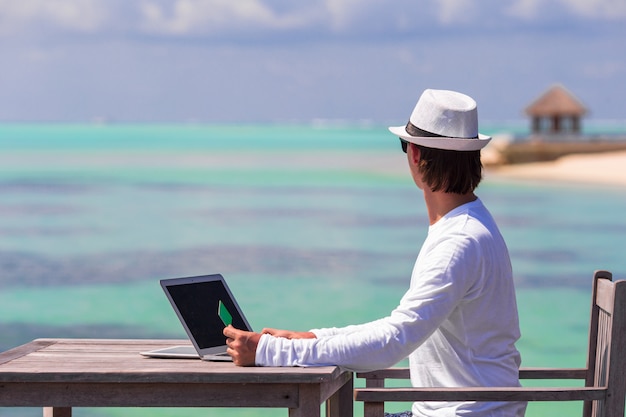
[{"x1": 224, "y1": 89, "x2": 526, "y2": 417}]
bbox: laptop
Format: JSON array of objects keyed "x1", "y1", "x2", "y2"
[{"x1": 141, "y1": 274, "x2": 252, "y2": 361}]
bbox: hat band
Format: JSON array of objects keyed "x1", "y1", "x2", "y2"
[{"x1": 406, "y1": 121, "x2": 478, "y2": 139}]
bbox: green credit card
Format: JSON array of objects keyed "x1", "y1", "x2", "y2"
[{"x1": 218, "y1": 300, "x2": 233, "y2": 327}]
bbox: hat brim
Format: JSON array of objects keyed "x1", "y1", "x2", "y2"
[{"x1": 388, "y1": 126, "x2": 491, "y2": 151}]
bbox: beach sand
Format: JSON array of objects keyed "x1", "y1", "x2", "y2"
[{"x1": 485, "y1": 150, "x2": 626, "y2": 188}]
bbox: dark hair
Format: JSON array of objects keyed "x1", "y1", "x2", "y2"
[{"x1": 416, "y1": 145, "x2": 483, "y2": 194}]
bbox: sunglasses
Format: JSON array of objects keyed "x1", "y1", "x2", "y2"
[{"x1": 399, "y1": 138, "x2": 408, "y2": 153}]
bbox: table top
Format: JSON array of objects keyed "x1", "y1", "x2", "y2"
[{"x1": 0, "y1": 338, "x2": 347, "y2": 384}]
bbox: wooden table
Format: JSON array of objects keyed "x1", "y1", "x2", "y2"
[{"x1": 0, "y1": 339, "x2": 353, "y2": 417}]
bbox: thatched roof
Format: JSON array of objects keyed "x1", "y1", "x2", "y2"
[{"x1": 525, "y1": 84, "x2": 587, "y2": 117}]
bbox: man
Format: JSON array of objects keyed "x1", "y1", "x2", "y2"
[{"x1": 224, "y1": 89, "x2": 526, "y2": 417}]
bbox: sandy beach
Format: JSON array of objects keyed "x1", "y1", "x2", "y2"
[{"x1": 485, "y1": 150, "x2": 626, "y2": 188}]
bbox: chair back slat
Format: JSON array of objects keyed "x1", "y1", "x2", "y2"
[
  {"x1": 595, "y1": 310, "x2": 611, "y2": 386},
  {"x1": 595, "y1": 277, "x2": 616, "y2": 313},
  {"x1": 583, "y1": 271, "x2": 610, "y2": 417},
  {"x1": 587, "y1": 272, "x2": 626, "y2": 417},
  {"x1": 591, "y1": 308, "x2": 611, "y2": 417},
  {"x1": 604, "y1": 279, "x2": 626, "y2": 417}
]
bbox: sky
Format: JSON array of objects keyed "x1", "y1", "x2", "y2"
[{"x1": 1, "y1": 0, "x2": 625, "y2": 125}]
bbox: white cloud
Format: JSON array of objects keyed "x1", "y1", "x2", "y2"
[
  {"x1": 321, "y1": 0, "x2": 468, "y2": 33},
  {"x1": 323, "y1": 0, "x2": 364, "y2": 32},
  {"x1": 437, "y1": 0, "x2": 476, "y2": 24},
  {"x1": 0, "y1": 0, "x2": 107, "y2": 34},
  {"x1": 138, "y1": 0, "x2": 308, "y2": 35},
  {"x1": 564, "y1": 0, "x2": 626, "y2": 19},
  {"x1": 1, "y1": 0, "x2": 625, "y2": 42},
  {"x1": 505, "y1": 0, "x2": 549, "y2": 20},
  {"x1": 136, "y1": 0, "x2": 474, "y2": 39},
  {"x1": 506, "y1": 0, "x2": 626, "y2": 20}
]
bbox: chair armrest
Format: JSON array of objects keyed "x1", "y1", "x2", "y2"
[
  {"x1": 519, "y1": 367, "x2": 588, "y2": 379},
  {"x1": 357, "y1": 368, "x2": 410, "y2": 380},
  {"x1": 354, "y1": 386, "x2": 606, "y2": 402},
  {"x1": 356, "y1": 367, "x2": 588, "y2": 382}
]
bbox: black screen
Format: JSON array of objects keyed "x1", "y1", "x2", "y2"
[{"x1": 166, "y1": 279, "x2": 247, "y2": 349}]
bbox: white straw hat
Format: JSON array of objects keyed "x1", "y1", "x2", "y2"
[{"x1": 389, "y1": 89, "x2": 491, "y2": 151}]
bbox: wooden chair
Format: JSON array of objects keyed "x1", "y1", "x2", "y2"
[{"x1": 354, "y1": 270, "x2": 626, "y2": 417}]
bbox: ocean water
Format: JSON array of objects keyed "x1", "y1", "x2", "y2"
[{"x1": 1, "y1": 123, "x2": 625, "y2": 417}]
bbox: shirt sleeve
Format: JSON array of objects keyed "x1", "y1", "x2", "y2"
[{"x1": 256, "y1": 233, "x2": 482, "y2": 372}]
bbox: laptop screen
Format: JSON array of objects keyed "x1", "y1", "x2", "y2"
[{"x1": 162, "y1": 275, "x2": 251, "y2": 351}]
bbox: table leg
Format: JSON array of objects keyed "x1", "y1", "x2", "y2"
[
  {"x1": 289, "y1": 384, "x2": 321, "y2": 417},
  {"x1": 43, "y1": 407, "x2": 72, "y2": 417},
  {"x1": 327, "y1": 374, "x2": 354, "y2": 417}
]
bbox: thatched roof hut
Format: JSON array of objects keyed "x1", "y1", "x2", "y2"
[{"x1": 525, "y1": 84, "x2": 587, "y2": 134}]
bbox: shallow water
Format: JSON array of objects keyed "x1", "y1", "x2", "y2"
[{"x1": 1, "y1": 123, "x2": 625, "y2": 416}]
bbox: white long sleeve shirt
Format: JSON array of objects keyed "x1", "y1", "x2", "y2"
[{"x1": 256, "y1": 199, "x2": 526, "y2": 417}]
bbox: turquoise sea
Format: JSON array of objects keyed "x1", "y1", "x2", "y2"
[{"x1": 1, "y1": 123, "x2": 626, "y2": 417}]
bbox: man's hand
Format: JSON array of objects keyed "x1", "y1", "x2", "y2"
[
  {"x1": 262, "y1": 328, "x2": 317, "y2": 340},
  {"x1": 223, "y1": 325, "x2": 261, "y2": 366}
]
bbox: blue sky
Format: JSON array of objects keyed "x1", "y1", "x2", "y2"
[{"x1": 1, "y1": 0, "x2": 625, "y2": 124}]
